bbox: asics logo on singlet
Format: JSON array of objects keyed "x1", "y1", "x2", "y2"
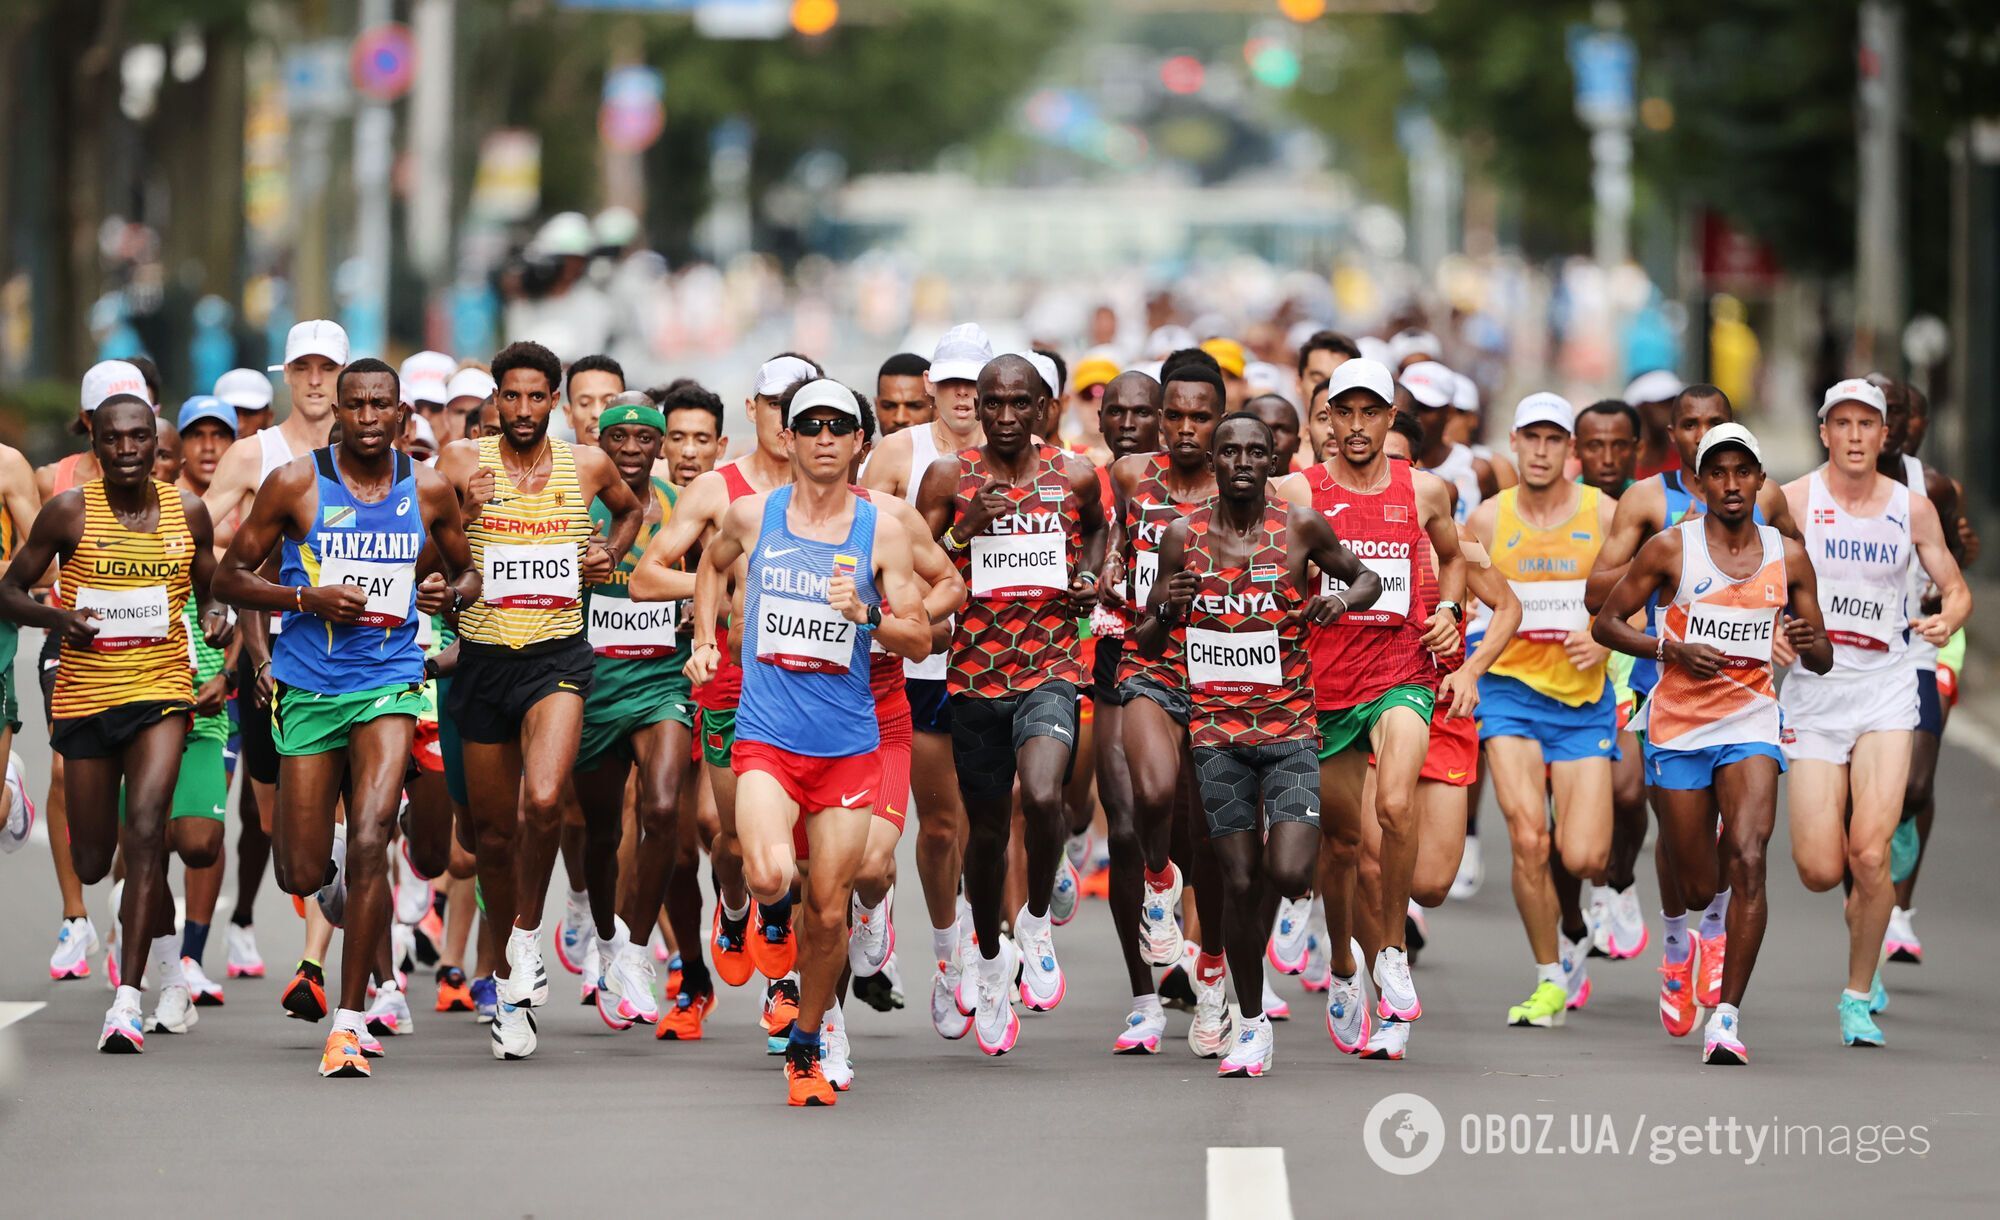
[
  {"x1": 1693, "y1": 577, "x2": 1714, "y2": 595},
  {"x1": 396, "y1": 497, "x2": 411, "y2": 516},
  {"x1": 1192, "y1": 591, "x2": 1279, "y2": 615},
  {"x1": 1345, "y1": 539, "x2": 1411, "y2": 560}
]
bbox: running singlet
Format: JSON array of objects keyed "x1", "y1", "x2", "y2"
[
  {"x1": 1424, "y1": 443, "x2": 1482, "y2": 524},
  {"x1": 1899, "y1": 454, "x2": 1939, "y2": 672},
  {"x1": 53, "y1": 480, "x2": 194, "y2": 718},
  {"x1": 899, "y1": 425, "x2": 951, "y2": 680},
  {"x1": 694, "y1": 462, "x2": 758, "y2": 711},
  {"x1": 1800, "y1": 470, "x2": 1910, "y2": 675},
  {"x1": 0, "y1": 493, "x2": 16, "y2": 674},
  {"x1": 1487, "y1": 484, "x2": 1606, "y2": 707},
  {"x1": 586, "y1": 477, "x2": 683, "y2": 664},
  {"x1": 1631, "y1": 469, "x2": 1765, "y2": 699},
  {"x1": 1648, "y1": 518, "x2": 1785, "y2": 751},
  {"x1": 947, "y1": 444, "x2": 1085, "y2": 698},
  {"x1": 255, "y1": 430, "x2": 296, "y2": 634},
  {"x1": 1086, "y1": 464, "x2": 1126, "y2": 641},
  {"x1": 737, "y1": 486, "x2": 880, "y2": 758},
  {"x1": 273, "y1": 448, "x2": 425, "y2": 694},
  {"x1": 1305, "y1": 459, "x2": 1433, "y2": 709},
  {"x1": 458, "y1": 435, "x2": 593, "y2": 650},
  {"x1": 1118, "y1": 453, "x2": 1208, "y2": 688},
  {"x1": 1180, "y1": 504, "x2": 1309, "y2": 749}
]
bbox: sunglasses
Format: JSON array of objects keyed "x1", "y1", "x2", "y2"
[{"x1": 791, "y1": 416, "x2": 860, "y2": 437}]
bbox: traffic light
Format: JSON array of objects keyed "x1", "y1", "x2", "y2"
[
  {"x1": 1278, "y1": 0, "x2": 1326, "y2": 23},
  {"x1": 791, "y1": 0, "x2": 838, "y2": 37},
  {"x1": 1243, "y1": 37, "x2": 1301, "y2": 89},
  {"x1": 1160, "y1": 55, "x2": 1206, "y2": 96}
]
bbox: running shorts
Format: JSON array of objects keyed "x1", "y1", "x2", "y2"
[
  {"x1": 1317, "y1": 683, "x2": 1435, "y2": 761},
  {"x1": 905, "y1": 677, "x2": 951, "y2": 735},
  {"x1": 274, "y1": 682, "x2": 427, "y2": 757},
  {"x1": 234, "y1": 648, "x2": 280, "y2": 785},
  {"x1": 0, "y1": 665, "x2": 18, "y2": 734},
  {"x1": 1643, "y1": 739, "x2": 1784, "y2": 791},
  {"x1": 875, "y1": 710, "x2": 913, "y2": 832},
  {"x1": 52, "y1": 700, "x2": 191, "y2": 759},
  {"x1": 37, "y1": 628, "x2": 57, "y2": 727},
  {"x1": 949, "y1": 680, "x2": 1081, "y2": 800},
  {"x1": 170, "y1": 737, "x2": 229, "y2": 821},
  {"x1": 733, "y1": 740, "x2": 881, "y2": 815},
  {"x1": 1477, "y1": 673, "x2": 1617, "y2": 762},
  {"x1": 579, "y1": 673, "x2": 694, "y2": 771},
  {"x1": 1417, "y1": 706, "x2": 1478, "y2": 786},
  {"x1": 447, "y1": 637, "x2": 595, "y2": 746},
  {"x1": 1091, "y1": 633, "x2": 1125, "y2": 704},
  {"x1": 1778, "y1": 665, "x2": 1918, "y2": 765},
  {"x1": 1915, "y1": 668, "x2": 1944, "y2": 737},
  {"x1": 700, "y1": 706, "x2": 737, "y2": 770},
  {"x1": 436, "y1": 676, "x2": 467, "y2": 804},
  {"x1": 1116, "y1": 672, "x2": 1191, "y2": 727},
  {"x1": 411, "y1": 719, "x2": 445, "y2": 774},
  {"x1": 1193, "y1": 740, "x2": 1321, "y2": 838}
]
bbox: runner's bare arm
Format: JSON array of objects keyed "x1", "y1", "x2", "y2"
[
  {"x1": 1459, "y1": 545, "x2": 1521, "y2": 680},
  {"x1": 1922, "y1": 467, "x2": 1966, "y2": 564},
  {"x1": 857, "y1": 513, "x2": 932, "y2": 662},
  {"x1": 0, "y1": 445, "x2": 38, "y2": 581},
  {"x1": 577, "y1": 446, "x2": 643, "y2": 583},
  {"x1": 180, "y1": 490, "x2": 230, "y2": 644},
  {"x1": 684, "y1": 496, "x2": 757, "y2": 685},
  {"x1": 1472, "y1": 455, "x2": 1499, "y2": 501},
  {"x1": 914, "y1": 454, "x2": 963, "y2": 540},
  {"x1": 1593, "y1": 529, "x2": 1679, "y2": 661},
  {"x1": 1755, "y1": 482, "x2": 1801, "y2": 542},
  {"x1": 1417, "y1": 473, "x2": 1467, "y2": 649},
  {"x1": 415, "y1": 464, "x2": 480, "y2": 614},
  {"x1": 1131, "y1": 518, "x2": 1191, "y2": 661},
  {"x1": 880, "y1": 496, "x2": 966, "y2": 629},
  {"x1": 1487, "y1": 449, "x2": 1518, "y2": 492},
  {"x1": 1585, "y1": 480, "x2": 1664, "y2": 611},
  {"x1": 858, "y1": 428, "x2": 912, "y2": 499},
  {"x1": 1781, "y1": 535, "x2": 1834, "y2": 675},
  {"x1": 1289, "y1": 506, "x2": 1382, "y2": 622},
  {"x1": 1274, "y1": 470, "x2": 1312, "y2": 508},
  {"x1": 201, "y1": 434, "x2": 266, "y2": 550},
  {"x1": 1908, "y1": 493, "x2": 1971, "y2": 645},
  {"x1": 1095, "y1": 456, "x2": 1140, "y2": 607},
  {"x1": 0, "y1": 490, "x2": 88, "y2": 640},
  {"x1": 214, "y1": 459, "x2": 366, "y2": 625},
  {"x1": 630, "y1": 468, "x2": 726, "y2": 601},
  {"x1": 1067, "y1": 453, "x2": 1109, "y2": 607}
]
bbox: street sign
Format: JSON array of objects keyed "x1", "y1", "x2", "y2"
[
  {"x1": 1567, "y1": 27, "x2": 1634, "y2": 128},
  {"x1": 600, "y1": 65, "x2": 666, "y2": 154},
  {"x1": 352, "y1": 23, "x2": 416, "y2": 104},
  {"x1": 283, "y1": 41, "x2": 350, "y2": 118}
]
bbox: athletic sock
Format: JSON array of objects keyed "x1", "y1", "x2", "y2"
[
  {"x1": 679, "y1": 955, "x2": 711, "y2": 997},
  {"x1": 1196, "y1": 952, "x2": 1226, "y2": 988},
  {"x1": 1700, "y1": 890, "x2": 1731, "y2": 939},
  {"x1": 1133, "y1": 992, "x2": 1163, "y2": 1018},
  {"x1": 1661, "y1": 913, "x2": 1691, "y2": 963},
  {"x1": 825, "y1": 999, "x2": 845, "y2": 1032},
  {"x1": 1713, "y1": 1001, "x2": 1740, "y2": 1025},
  {"x1": 931, "y1": 924, "x2": 958, "y2": 965},
  {"x1": 1144, "y1": 865, "x2": 1175, "y2": 890},
  {"x1": 788, "y1": 1025, "x2": 822, "y2": 1057},
  {"x1": 565, "y1": 887, "x2": 589, "y2": 912},
  {"x1": 115, "y1": 984, "x2": 142, "y2": 1011},
  {"x1": 720, "y1": 894, "x2": 751, "y2": 925},
  {"x1": 181, "y1": 919, "x2": 210, "y2": 965},
  {"x1": 150, "y1": 934, "x2": 185, "y2": 990},
  {"x1": 1535, "y1": 960, "x2": 1565, "y2": 987},
  {"x1": 333, "y1": 1007, "x2": 367, "y2": 1035},
  {"x1": 1015, "y1": 906, "x2": 1050, "y2": 942},
  {"x1": 230, "y1": 909, "x2": 254, "y2": 929},
  {"x1": 758, "y1": 893, "x2": 794, "y2": 930},
  {"x1": 1842, "y1": 988, "x2": 1871, "y2": 1003}
]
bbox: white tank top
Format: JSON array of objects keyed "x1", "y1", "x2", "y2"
[
  {"x1": 1650, "y1": 519, "x2": 1785, "y2": 750},
  {"x1": 1900, "y1": 454, "x2": 1938, "y2": 670},
  {"x1": 1801, "y1": 470, "x2": 1911, "y2": 675},
  {"x1": 255, "y1": 427, "x2": 298, "y2": 634},
  {"x1": 1425, "y1": 443, "x2": 1482, "y2": 524},
  {"x1": 902, "y1": 421, "x2": 950, "y2": 681}
]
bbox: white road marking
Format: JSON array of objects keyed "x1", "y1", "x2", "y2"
[
  {"x1": 0, "y1": 1001, "x2": 46, "y2": 1031},
  {"x1": 1207, "y1": 1146, "x2": 1292, "y2": 1220}
]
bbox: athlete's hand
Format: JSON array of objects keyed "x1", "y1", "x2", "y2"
[
  {"x1": 684, "y1": 641, "x2": 719, "y2": 686},
  {"x1": 465, "y1": 465, "x2": 498, "y2": 514},
  {"x1": 303, "y1": 582, "x2": 368, "y2": 625},
  {"x1": 1097, "y1": 553, "x2": 1127, "y2": 610},
  {"x1": 956, "y1": 478, "x2": 1014, "y2": 539},
  {"x1": 1910, "y1": 613, "x2": 1951, "y2": 648},
  {"x1": 200, "y1": 605, "x2": 234, "y2": 648},
  {"x1": 58, "y1": 610, "x2": 100, "y2": 648},
  {"x1": 829, "y1": 572, "x2": 868, "y2": 624},
  {"x1": 1153, "y1": 569, "x2": 1197, "y2": 622},
  {"x1": 1782, "y1": 613, "x2": 1822, "y2": 656},
  {"x1": 1438, "y1": 667, "x2": 1481, "y2": 718},
  {"x1": 1668, "y1": 639, "x2": 1726, "y2": 680},
  {"x1": 580, "y1": 540, "x2": 615, "y2": 586},
  {"x1": 1771, "y1": 624, "x2": 1798, "y2": 669},
  {"x1": 1419, "y1": 608, "x2": 1458, "y2": 654},
  {"x1": 192, "y1": 672, "x2": 230, "y2": 718},
  {"x1": 1290, "y1": 594, "x2": 1347, "y2": 627},
  {"x1": 1562, "y1": 629, "x2": 1608, "y2": 671},
  {"x1": 1064, "y1": 572, "x2": 1101, "y2": 615},
  {"x1": 415, "y1": 572, "x2": 450, "y2": 616}
]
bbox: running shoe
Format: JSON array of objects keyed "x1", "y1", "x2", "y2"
[
  {"x1": 1261, "y1": 977, "x2": 1291, "y2": 1021},
  {"x1": 1884, "y1": 906, "x2": 1922, "y2": 965},
  {"x1": 391, "y1": 923, "x2": 417, "y2": 977},
  {"x1": 1139, "y1": 864, "x2": 1185, "y2": 966},
  {"x1": 853, "y1": 952, "x2": 903, "y2": 1013},
  {"x1": 1602, "y1": 885, "x2": 1649, "y2": 959},
  {"x1": 435, "y1": 966, "x2": 474, "y2": 1013},
  {"x1": 1507, "y1": 980, "x2": 1568, "y2": 1028},
  {"x1": 1014, "y1": 908, "x2": 1065, "y2": 1013},
  {"x1": 1187, "y1": 970, "x2": 1232, "y2": 1058},
  {"x1": 103, "y1": 923, "x2": 121, "y2": 991},
  {"x1": 49, "y1": 916, "x2": 97, "y2": 981},
  {"x1": 98, "y1": 997, "x2": 144, "y2": 1053},
  {"x1": 1299, "y1": 930, "x2": 1331, "y2": 994},
  {"x1": 146, "y1": 984, "x2": 199, "y2": 1035},
  {"x1": 1113, "y1": 1004, "x2": 1166, "y2": 1054},
  {"x1": 315, "y1": 835, "x2": 347, "y2": 927},
  {"x1": 972, "y1": 953, "x2": 1020, "y2": 1056},
  {"x1": 1694, "y1": 932, "x2": 1725, "y2": 1009},
  {"x1": 555, "y1": 894, "x2": 593, "y2": 975},
  {"x1": 1658, "y1": 956, "x2": 1697, "y2": 1037},
  {"x1": 930, "y1": 958, "x2": 973, "y2": 1040},
  {"x1": 1078, "y1": 859, "x2": 1111, "y2": 901},
  {"x1": 470, "y1": 974, "x2": 498, "y2": 1024},
  {"x1": 1702, "y1": 1008, "x2": 1747, "y2": 1065},
  {"x1": 1218, "y1": 1013, "x2": 1274, "y2": 1078},
  {"x1": 1157, "y1": 942, "x2": 1198, "y2": 1011},
  {"x1": 182, "y1": 957, "x2": 225, "y2": 1007},
  {"x1": 1362, "y1": 1019, "x2": 1410, "y2": 1061},
  {"x1": 394, "y1": 841, "x2": 434, "y2": 926},
  {"x1": 1326, "y1": 963, "x2": 1371, "y2": 1055},
  {"x1": 490, "y1": 1001, "x2": 538, "y2": 1060},
  {"x1": 762, "y1": 976, "x2": 802, "y2": 1052},
  {"x1": 600, "y1": 943, "x2": 661, "y2": 1028},
  {"x1": 281, "y1": 960, "x2": 328, "y2": 1022},
  {"x1": 498, "y1": 929, "x2": 549, "y2": 1008},
  {"x1": 412, "y1": 905, "x2": 445, "y2": 968},
  {"x1": 654, "y1": 988, "x2": 714, "y2": 1040},
  {"x1": 1267, "y1": 896, "x2": 1312, "y2": 975},
  {"x1": 1050, "y1": 854, "x2": 1082, "y2": 927},
  {"x1": 1586, "y1": 884, "x2": 1611, "y2": 957},
  {"x1": 650, "y1": 926, "x2": 671, "y2": 963},
  {"x1": 1838, "y1": 993, "x2": 1885, "y2": 1047},
  {"x1": 786, "y1": 1040, "x2": 836, "y2": 1106},
  {"x1": 1, "y1": 751, "x2": 34, "y2": 852},
  {"x1": 1561, "y1": 935, "x2": 1592, "y2": 1011},
  {"x1": 847, "y1": 889, "x2": 894, "y2": 978},
  {"x1": 1404, "y1": 900, "x2": 1428, "y2": 965},
  {"x1": 662, "y1": 952, "x2": 683, "y2": 1001},
  {"x1": 579, "y1": 942, "x2": 599, "y2": 1006},
  {"x1": 748, "y1": 904, "x2": 798, "y2": 980},
  {"x1": 1868, "y1": 970, "x2": 1889, "y2": 1015},
  {"x1": 364, "y1": 986, "x2": 413, "y2": 1036},
  {"x1": 711, "y1": 906, "x2": 755, "y2": 987},
  {"x1": 1373, "y1": 946, "x2": 1421, "y2": 1021},
  {"x1": 357, "y1": 1028, "x2": 386, "y2": 1059},
  {"x1": 319, "y1": 1029, "x2": 370, "y2": 1077},
  {"x1": 225, "y1": 923, "x2": 264, "y2": 979},
  {"x1": 880, "y1": 954, "x2": 906, "y2": 1008},
  {"x1": 1449, "y1": 840, "x2": 1483, "y2": 899},
  {"x1": 821, "y1": 1018, "x2": 854, "y2": 1092}
]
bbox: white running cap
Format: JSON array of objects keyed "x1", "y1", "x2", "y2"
[
  {"x1": 929, "y1": 323, "x2": 994, "y2": 384},
  {"x1": 1694, "y1": 422, "x2": 1762, "y2": 471},
  {"x1": 1388, "y1": 328, "x2": 1442, "y2": 365},
  {"x1": 1512, "y1": 392, "x2": 1576, "y2": 433},
  {"x1": 1623, "y1": 369, "x2": 1683, "y2": 406},
  {"x1": 755, "y1": 355, "x2": 820, "y2": 399},
  {"x1": 406, "y1": 413, "x2": 439, "y2": 447},
  {"x1": 213, "y1": 367, "x2": 273, "y2": 411},
  {"x1": 81, "y1": 360, "x2": 149, "y2": 413},
  {"x1": 1818, "y1": 377, "x2": 1887, "y2": 419},
  {"x1": 1451, "y1": 371, "x2": 1480, "y2": 413},
  {"x1": 270, "y1": 319, "x2": 349, "y2": 371},
  {"x1": 786, "y1": 378, "x2": 862, "y2": 422},
  {"x1": 445, "y1": 367, "x2": 496, "y2": 404},
  {"x1": 1143, "y1": 324, "x2": 1196, "y2": 360},
  {"x1": 1324, "y1": 358, "x2": 1396, "y2": 407},
  {"x1": 399, "y1": 350, "x2": 457, "y2": 405},
  {"x1": 1398, "y1": 360, "x2": 1457, "y2": 410},
  {"x1": 1015, "y1": 350, "x2": 1060, "y2": 397}
]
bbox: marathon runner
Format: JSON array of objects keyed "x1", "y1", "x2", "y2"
[
  {"x1": 214, "y1": 367, "x2": 275, "y2": 438},
  {"x1": 1245, "y1": 394, "x2": 1303, "y2": 473},
  {"x1": 0, "y1": 439, "x2": 38, "y2": 856},
  {"x1": 1594, "y1": 423, "x2": 1831, "y2": 1064},
  {"x1": 875, "y1": 352, "x2": 935, "y2": 436},
  {"x1": 564, "y1": 354, "x2": 626, "y2": 447},
  {"x1": 684, "y1": 377, "x2": 934, "y2": 1105},
  {"x1": 1625, "y1": 370, "x2": 1686, "y2": 478},
  {"x1": 1780, "y1": 379, "x2": 1968, "y2": 1049},
  {"x1": 1295, "y1": 330, "x2": 1360, "y2": 393},
  {"x1": 437, "y1": 340, "x2": 640, "y2": 1061},
  {"x1": 653, "y1": 377, "x2": 728, "y2": 487}
]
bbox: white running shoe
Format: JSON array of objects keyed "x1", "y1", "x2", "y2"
[
  {"x1": 1884, "y1": 905, "x2": 1922, "y2": 964},
  {"x1": 600, "y1": 942, "x2": 660, "y2": 1027},
  {"x1": 821, "y1": 1018, "x2": 854, "y2": 1091},
  {"x1": 880, "y1": 953, "x2": 905, "y2": 1008},
  {"x1": 555, "y1": 892, "x2": 593, "y2": 975},
  {"x1": 145, "y1": 984, "x2": 198, "y2": 1034},
  {"x1": 1603, "y1": 884, "x2": 1649, "y2": 959},
  {"x1": 847, "y1": 889, "x2": 894, "y2": 978},
  {"x1": 1562, "y1": 933, "x2": 1592, "y2": 1011},
  {"x1": 1299, "y1": 931, "x2": 1331, "y2": 993},
  {"x1": 579, "y1": 941, "x2": 600, "y2": 1006},
  {"x1": 1139, "y1": 863, "x2": 1185, "y2": 967},
  {"x1": 315, "y1": 836, "x2": 347, "y2": 927},
  {"x1": 1113, "y1": 1004, "x2": 1167, "y2": 1054},
  {"x1": 1449, "y1": 840, "x2": 1483, "y2": 899},
  {"x1": 490, "y1": 1001, "x2": 537, "y2": 1060},
  {"x1": 181, "y1": 957, "x2": 225, "y2": 1007},
  {"x1": 1218, "y1": 1013, "x2": 1274, "y2": 1078},
  {"x1": 1050, "y1": 853, "x2": 1082, "y2": 926},
  {"x1": 930, "y1": 957, "x2": 973, "y2": 1040},
  {"x1": 1326, "y1": 958, "x2": 1371, "y2": 1054},
  {"x1": 1586, "y1": 883, "x2": 1612, "y2": 957},
  {"x1": 1261, "y1": 977, "x2": 1291, "y2": 1021},
  {"x1": 1361, "y1": 1019, "x2": 1410, "y2": 1060},
  {"x1": 393, "y1": 841, "x2": 433, "y2": 926},
  {"x1": 1267, "y1": 895, "x2": 1312, "y2": 974},
  {"x1": 498, "y1": 928, "x2": 550, "y2": 1008},
  {"x1": 1373, "y1": 946, "x2": 1421, "y2": 1021},
  {"x1": 391, "y1": 923, "x2": 417, "y2": 976},
  {"x1": 2, "y1": 752, "x2": 34, "y2": 852},
  {"x1": 1014, "y1": 907, "x2": 1065, "y2": 1012},
  {"x1": 1187, "y1": 970, "x2": 1232, "y2": 1058},
  {"x1": 98, "y1": 995, "x2": 144, "y2": 1053},
  {"x1": 50, "y1": 916, "x2": 97, "y2": 981},
  {"x1": 364, "y1": 985, "x2": 414, "y2": 1036},
  {"x1": 972, "y1": 950, "x2": 1020, "y2": 1056},
  {"x1": 225, "y1": 923, "x2": 264, "y2": 979}
]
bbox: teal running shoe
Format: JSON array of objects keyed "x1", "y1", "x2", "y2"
[
  {"x1": 1839, "y1": 993, "x2": 1885, "y2": 1047},
  {"x1": 1869, "y1": 969, "x2": 1889, "y2": 1015}
]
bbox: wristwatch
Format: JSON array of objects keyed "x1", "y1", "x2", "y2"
[
  {"x1": 866, "y1": 605, "x2": 882, "y2": 630},
  {"x1": 1436, "y1": 600, "x2": 1462, "y2": 622}
]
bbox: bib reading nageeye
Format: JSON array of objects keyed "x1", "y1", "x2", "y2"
[
  {"x1": 1681, "y1": 602, "x2": 1776, "y2": 666},
  {"x1": 1324, "y1": 555, "x2": 1411, "y2": 624},
  {"x1": 1511, "y1": 578, "x2": 1589, "y2": 642},
  {"x1": 588, "y1": 597, "x2": 679, "y2": 658},
  {"x1": 970, "y1": 530, "x2": 1067, "y2": 600},
  {"x1": 317, "y1": 557, "x2": 416, "y2": 627},
  {"x1": 754, "y1": 594, "x2": 855, "y2": 673},
  {"x1": 1184, "y1": 625, "x2": 1282, "y2": 693},
  {"x1": 482, "y1": 542, "x2": 580, "y2": 609},
  {"x1": 1819, "y1": 578, "x2": 1894, "y2": 651},
  {"x1": 75, "y1": 585, "x2": 170, "y2": 651}
]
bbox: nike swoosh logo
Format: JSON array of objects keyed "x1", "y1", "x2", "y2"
[
  {"x1": 840, "y1": 791, "x2": 867, "y2": 808},
  {"x1": 557, "y1": 681, "x2": 577, "y2": 690},
  {"x1": 93, "y1": 538, "x2": 117, "y2": 549},
  {"x1": 764, "y1": 547, "x2": 800, "y2": 559},
  {"x1": 1446, "y1": 769, "x2": 1467, "y2": 780}
]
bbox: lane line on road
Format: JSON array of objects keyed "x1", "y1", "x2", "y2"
[
  {"x1": 1207, "y1": 1146, "x2": 1292, "y2": 1220},
  {"x1": 0, "y1": 1001, "x2": 47, "y2": 1031}
]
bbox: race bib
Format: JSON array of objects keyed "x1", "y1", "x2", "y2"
[
  {"x1": 1512, "y1": 578, "x2": 1589, "y2": 642},
  {"x1": 588, "y1": 597, "x2": 679, "y2": 658},
  {"x1": 317, "y1": 557, "x2": 416, "y2": 627},
  {"x1": 754, "y1": 594, "x2": 855, "y2": 673},
  {"x1": 1130, "y1": 549, "x2": 1160, "y2": 609},
  {"x1": 1184, "y1": 626, "x2": 1282, "y2": 693},
  {"x1": 75, "y1": 585, "x2": 170, "y2": 651},
  {"x1": 482, "y1": 542, "x2": 580, "y2": 609},
  {"x1": 1323, "y1": 556, "x2": 1411, "y2": 624},
  {"x1": 1679, "y1": 603, "x2": 1776, "y2": 666},
  {"x1": 970, "y1": 530, "x2": 1067, "y2": 600},
  {"x1": 1819, "y1": 578, "x2": 1894, "y2": 651}
]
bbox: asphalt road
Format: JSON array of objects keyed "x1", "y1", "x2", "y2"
[{"x1": 3, "y1": 631, "x2": 1998, "y2": 1219}]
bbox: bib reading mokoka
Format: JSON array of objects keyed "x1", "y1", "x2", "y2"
[{"x1": 589, "y1": 598, "x2": 679, "y2": 658}]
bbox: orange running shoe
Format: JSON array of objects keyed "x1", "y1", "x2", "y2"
[
  {"x1": 654, "y1": 989, "x2": 714, "y2": 1040},
  {"x1": 663, "y1": 955, "x2": 684, "y2": 1003},
  {"x1": 282, "y1": 960, "x2": 328, "y2": 1022},
  {"x1": 748, "y1": 905, "x2": 797, "y2": 980},
  {"x1": 1079, "y1": 864, "x2": 1110, "y2": 901},
  {"x1": 434, "y1": 966, "x2": 474, "y2": 1013},
  {"x1": 712, "y1": 906, "x2": 755, "y2": 988},
  {"x1": 1658, "y1": 956, "x2": 1697, "y2": 1038},
  {"x1": 291, "y1": 895, "x2": 307, "y2": 919},
  {"x1": 1695, "y1": 933, "x2": 1725, "y2": 1009},
  {"x1": 318, "y1": 1029, "x2": 370, "y2": 1078},
  {"x1": 785, "y1": 1042, "x2": 836, "y2": 1107},
  {"x1": 762, "y1": 976, "x2": 801, "y2": 1039}
]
